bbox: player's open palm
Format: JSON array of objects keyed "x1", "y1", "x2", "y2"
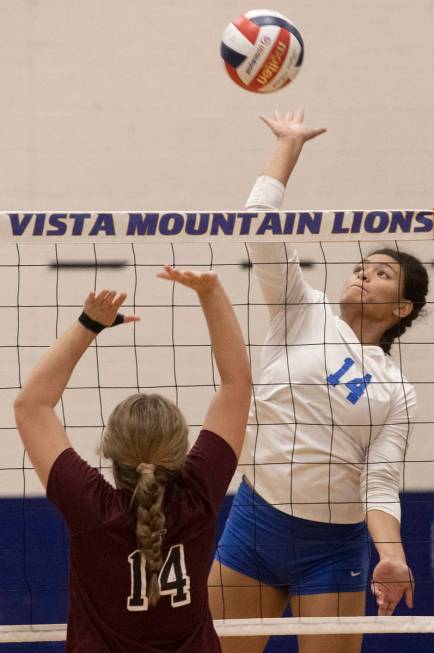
[
  {"x1": 260, "y1": 108, "x2": 326, "y2": 143},
  {"x1": 371, "y1": 559, "x2": 414, "y2": 616},
  {"x1": 83, "y1": 290, "x2": 139, "y2": 327},
  {"x1": 158, "y1": 265, "x2": 218, "y2": 295}
]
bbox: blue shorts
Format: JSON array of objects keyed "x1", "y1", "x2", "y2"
[{"x1": 216, "y1": 479, "x2": 370, "y2": 595}]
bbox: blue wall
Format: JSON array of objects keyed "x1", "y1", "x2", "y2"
[{"x1": 1, "y1": 494, "x2": 433, "y2": 652}]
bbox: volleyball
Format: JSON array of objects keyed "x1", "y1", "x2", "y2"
[{"x1": 220, "y1": 9, "x2": 304, "y2": 93}]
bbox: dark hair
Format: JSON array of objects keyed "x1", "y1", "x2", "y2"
[{"x1": 369, "y1": 248, "x2": 429, "y2": 355}]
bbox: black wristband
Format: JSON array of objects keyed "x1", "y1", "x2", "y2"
[
  {"x1": 79, "y1": 311, "x2": 125, "y2": 334},
  {"x1": 111, "y1": 313, "x2": 125, "y2": 327}
]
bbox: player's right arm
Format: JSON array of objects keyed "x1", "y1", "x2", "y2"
[
  {"x1": 246, "y1": 109, "x2": 326, "y2": 315},
  {"x1": 158, "y1": 267, "x2": 251, "y2": 459},
  {"x1": 259, "y1": 107, "x2": 326, "y2": 184}
]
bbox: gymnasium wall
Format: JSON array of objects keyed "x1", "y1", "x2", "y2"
[{"x1": 0, "y1": 1, "x2": 432, "y2": 651}]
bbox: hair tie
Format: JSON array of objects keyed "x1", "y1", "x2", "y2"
[{"x1": 136, "y1": 462, "x2": 155, "y2": 477}]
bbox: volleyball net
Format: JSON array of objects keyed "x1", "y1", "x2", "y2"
[{"x1": 0, "y1": 210, "x2": 433, "y2": 646}]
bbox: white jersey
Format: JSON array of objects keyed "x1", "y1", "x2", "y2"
[{"x1": 242, "y1": 176, "x2": 417, "y2": 524}]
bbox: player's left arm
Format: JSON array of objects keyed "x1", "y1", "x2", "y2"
[
  {"x1": 362, "y1": 382, "x2": 417, "y2": 615},
  {"x1": 14, "y1": 290, "x2": 139, "y2": 488}
]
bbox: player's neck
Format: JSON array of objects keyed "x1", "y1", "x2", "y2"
[{"x1": 339, "y1": 310, "x2": 389, "y2": 347}]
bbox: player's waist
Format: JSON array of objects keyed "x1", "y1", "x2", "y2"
[{"x1": 242, "y1": 468, "x2": 366, "y2": 524}]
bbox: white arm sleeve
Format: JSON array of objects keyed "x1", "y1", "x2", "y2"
[
  {"x1": 246, "y1": 176, "x2": 316, "y2": 318},
  {"x1": 360, "y1": 381, "x2": 417, "y2": 522}
]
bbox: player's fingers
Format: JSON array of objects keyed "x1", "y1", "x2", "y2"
[
  {"x1": 95, "y1": 289, "x2": 109, "y2": 302},
  {"x1": 405, "y1": 585, "x2": 414, "y2": 608},
  {"x1": 123, "y1": 315, "x2": 141, "y2": 324},
  {"x1": 85, "y1": 291, "x2": 96, "y2": 303},
  {"x1": 113, "y1": 292, "x2": 127, "y2": 310},
  {"x1": 376, "y1": 598, "x2": 386, "y2": 616},
  {"x1": 376, "y1": 592, "x2": 392, "y2": 615},
  {"x1": 156, "y1": 267, "x2": 171, "y2": 278},
  {"x1": 307, "y1": 127, "x2": 327, "y2": 140},
  {"x1": 294, "y1": 107, "x2": 304, "y2": 122},
  {"x1": 371, "y1": 579, "x2": 380, "y2": 594},
  {"x1": 169, "y1": 269, "x2": 199, "y2": 285},
  {"x1": 157, "y1": 265, "x2": 177, "y2": 279},
  {"x1": 168, "y1": 269, "x2": 193, "y2": 282},
  {"x1": 188, "y1": 271, "x2": 211, "y2": 282},
  {"x1": 179, "y1": 270, "x2": 214, "y2": 286},
  {"x1": 274, "y1": 109, "x2": 282, "y2": 121},
  {"x1": 259, "y1": 114, "x2": 274, "y2": 129},
  {"x1": 372, "y1": 583, "x2": 385, "y2": 607},
  {"x1": 104, "y1": 290, "x2": 117, "y2": 304},
  {"x1": 386, "y1": 602, "x2": 396, "y2": 616}
]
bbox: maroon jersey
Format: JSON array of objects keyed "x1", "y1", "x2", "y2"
[{"x1": 47, "y1": 429, "x2": 237, "y2": 653}]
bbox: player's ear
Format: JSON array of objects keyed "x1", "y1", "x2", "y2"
[{"x1": 392, "y1": 300, "x2": 413, "y2": 319}]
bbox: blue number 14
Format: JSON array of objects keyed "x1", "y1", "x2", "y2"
[{"x1": 327, "y1": 357, "x2": 372, "y2": 405}]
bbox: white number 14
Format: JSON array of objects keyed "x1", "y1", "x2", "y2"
[{"x1": 127, "y1": 544, "x2": 191, "y2": 611}]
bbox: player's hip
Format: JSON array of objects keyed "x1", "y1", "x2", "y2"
[{"x1": 215, "y1": 477, "x2": 370, "y2": 594}]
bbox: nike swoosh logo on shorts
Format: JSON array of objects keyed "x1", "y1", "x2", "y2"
[{"x1": 350, "y1": 571, "x2": 362, "y2": 576}]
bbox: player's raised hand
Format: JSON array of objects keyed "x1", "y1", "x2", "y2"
[
  {"x1": 83, "y1": 290, "x2": 140, "y2": 327},
  {"x1": 371, "y1": 559, "x2": 415, "y2": 616},
  {"x1": 157, "y1": 266, "x2": 219, "y2": 296},
  {"x1": 260, "y1": 108, "x2": 326, "y2": 143}
]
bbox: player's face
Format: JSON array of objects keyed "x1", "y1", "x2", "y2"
[{"x1": 340, "y1": 254, "x2": 412, "y2": 324}]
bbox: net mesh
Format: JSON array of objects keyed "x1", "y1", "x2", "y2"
[{"x1": 0, "y1": 237, "x2": 433, "y2": 645}]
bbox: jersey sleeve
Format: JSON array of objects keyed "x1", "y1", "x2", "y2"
[
  {"x1": 47, "y1": 448, "x2": 118, "y2": 535},
  {"x1": 360, "y1": 380, "x2": 417, "y2": 522},
  {"x1": 182, "y1": 430, "x2": 238, "y2": 516},
  {"x1": 245, "y1": 175, "x2": 317, "y2": 319}
]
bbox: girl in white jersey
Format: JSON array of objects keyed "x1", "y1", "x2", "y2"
[{"x1": 209, "y1": 109, "x2": 429, "y2": 653}]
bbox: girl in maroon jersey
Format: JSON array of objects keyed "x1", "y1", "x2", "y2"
[{"x1": 15, "y1": 267, "x2": 251, "y2": 652}]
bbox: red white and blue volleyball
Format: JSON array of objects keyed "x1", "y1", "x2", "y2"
[{"x1": 220, "y1": 9, "x2": 304, "y2": 93}]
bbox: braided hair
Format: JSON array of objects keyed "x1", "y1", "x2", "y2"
[
  {"x1": 370, "y1": 249, "x2": 429, "y2": 355},
  {"x1": 102, "y1": 393, "x2": 188, "y2": 606}
]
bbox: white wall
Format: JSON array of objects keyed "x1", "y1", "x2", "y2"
[{"x1": 0, "y1": 0, "x2": 432, "y2": 209}]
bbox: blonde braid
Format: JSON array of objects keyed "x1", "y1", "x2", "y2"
[{"x1": 134, "y1": 472, "x2": 167, "y2": 606}]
